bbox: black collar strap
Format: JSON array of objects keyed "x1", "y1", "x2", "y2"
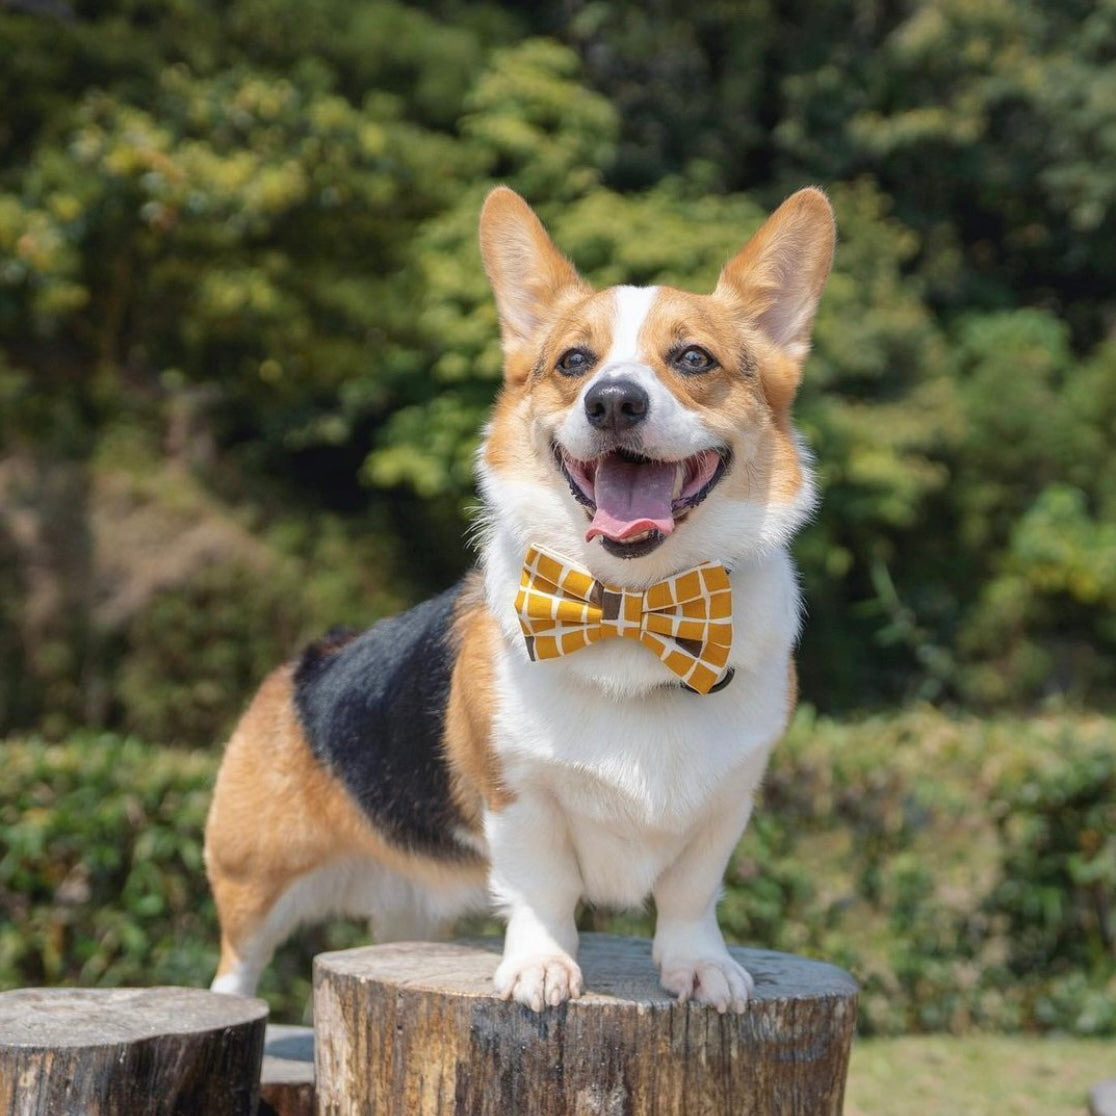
[{"x1": 682, "y1": 666, "x2": 736, "y2": 695}]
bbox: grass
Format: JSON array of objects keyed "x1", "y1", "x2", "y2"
[{"x1": 845, "y1": 1035, "x2": 1114, "y2": 1116}]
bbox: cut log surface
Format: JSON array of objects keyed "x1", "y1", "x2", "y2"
[
  {"x1": 314, "y1": 933, "x2": 858, "y2": 1116},
  {"x1": 0, "y1": 986, "x2": 268, "y2": 1116}
]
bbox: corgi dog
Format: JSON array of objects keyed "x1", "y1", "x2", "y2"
[{"x1": 204, "y1": 186, "x2": 835, "y2": 1013}]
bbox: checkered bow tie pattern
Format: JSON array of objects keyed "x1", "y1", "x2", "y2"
[{"x1": 514, "y1": 544, "x2": 733, "y2": 695}]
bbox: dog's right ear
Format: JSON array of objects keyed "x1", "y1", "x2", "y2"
[{"x1": 479, "y1": 187, "x2": 587, "y2": 359}]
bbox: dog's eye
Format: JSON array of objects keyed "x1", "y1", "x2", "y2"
[
  {"x1": 672, "y1": 346, "x2": 718, "y2": 375},
  {"x1": 556, "y1": 348, "x2": 595, "y2": 376}
]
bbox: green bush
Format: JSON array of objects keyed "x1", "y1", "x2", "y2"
[
  {"x1": 729, "y1": 709, "x2": 1116, "y2": 1035},
  {"x1": 2, "y1": 711, "x2": 1113, "y2": 1033},
  {"x1": 0, "y1": 733, "x2": 364, "y2": 1022},
  {"x1": 983, "y1": 735, "x2": 1116, "y2": 1034},
  {"x1": 0, "y1": 736, "x2": 216, "y2": 990},
  {"x1": 118, "y1": 561, "x2": 307, "y2": 746}
]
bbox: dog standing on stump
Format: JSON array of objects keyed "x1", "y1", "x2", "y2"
[{"x1": 205, "y1": 186, "x2": 836, "y2": 1012}]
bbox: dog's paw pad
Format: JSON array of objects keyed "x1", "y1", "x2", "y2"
[
  {"x1": 660, "y1": 956, "x2": 754, "y2": 1013},
  {"x1": 494, "y1": 954, "x2": 583, "y2": 1012}
]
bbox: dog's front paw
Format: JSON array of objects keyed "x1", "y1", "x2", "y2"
[
  {"x1": 659, "y1": 954, "x2": 754, "y2": 1014},
  {"x1": 494, "y1": 953, "x2": 584, "y2": 1012}
]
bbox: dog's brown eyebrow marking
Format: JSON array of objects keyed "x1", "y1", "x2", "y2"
[{"x1": 736, "y1": 345, "x2": 758, "y2": 376}]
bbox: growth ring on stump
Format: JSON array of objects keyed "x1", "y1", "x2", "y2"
[{"x1": 314, "y1": 933, "x2": 858, "y2": 1116}]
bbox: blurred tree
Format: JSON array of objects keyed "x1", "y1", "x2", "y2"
[
  {"x1": 0, "y1": 0, "x2": 495, "y2": 737},
  {"x1": 0, "y1": 57, "x2": 464, "y2": 483},
  {"x1": 772, "y1": 0, "x2": 1116, "y2": 343},
  {"x1": 1, "y1": 0, "x2": 1114, "y2": 735},
  {"x1": 952, "y1": 315, "x2": 1116, "y2": 703}
]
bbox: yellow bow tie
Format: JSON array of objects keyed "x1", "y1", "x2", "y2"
[{"x1": 514, "y1": 544, "x2": 733, "y2": 695}]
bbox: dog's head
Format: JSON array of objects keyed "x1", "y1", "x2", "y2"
[{"x1": 476, "y1": 188, "x2": 835, "y2": 587}]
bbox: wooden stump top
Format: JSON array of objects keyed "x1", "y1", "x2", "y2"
[
  {"x1": 316, "y1": 933, "x2": 857, "y2": 1012},
  {"x1": 0, "y1": 986, "x2": 267, "y2": 1048},
  {"x1": 0, "y1": 987, "x2": 268, "y2": 1116},
  {"x1": 314, "y1": 934, "x2": 858, "y2": 1116}
]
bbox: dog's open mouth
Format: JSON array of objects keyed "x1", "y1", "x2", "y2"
[{"x1": 556, "y1": 444, "x2": 729, "y2": 558}]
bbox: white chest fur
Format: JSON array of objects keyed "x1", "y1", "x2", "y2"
[{"x1": 485, "y1": 547, "x2": 798, "y2": 907}]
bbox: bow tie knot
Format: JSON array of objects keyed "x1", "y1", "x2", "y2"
[{"x1": 514, "y1": 545, "x2": 733, "y2": 694}]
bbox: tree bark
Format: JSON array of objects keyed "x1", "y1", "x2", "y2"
[
  {"x1": 0, "y1": 986, "x2": 267, "y2": 1116},
  {"x1": 314, "y1": 933, "x2": 857, "y2": 1116}
]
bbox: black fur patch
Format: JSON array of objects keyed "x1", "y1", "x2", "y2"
[{"x1": 292, "y1": 583, "x2": 481, "y2": 864}]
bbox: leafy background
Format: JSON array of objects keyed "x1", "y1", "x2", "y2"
[{"x1": 0, "y1": 0, "x2": 1113, "y2": 1040}]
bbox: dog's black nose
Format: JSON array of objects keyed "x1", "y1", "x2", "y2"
[{"x1": 584, "y1": 378, "x2": 650, "y2": 431}]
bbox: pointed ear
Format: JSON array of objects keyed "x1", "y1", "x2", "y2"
[
  {"x1": 479, "y1": 187, "x2": 587, "y2": 354},
  {"x1": 715, "y1": 188, "x2": 836, "y2": 359}
]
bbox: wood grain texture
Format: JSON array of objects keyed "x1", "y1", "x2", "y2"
[
  {"x1": 0, "y1": 986, "x2": 267, "y2": 1116},
  {"x1": 313, "y1": 934, "x2": 858, "y2": 1116}
]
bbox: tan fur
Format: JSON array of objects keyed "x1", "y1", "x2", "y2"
[
  {"x1": 714, "y1": 188, "x2": 835, "y2": 352},
  {"x1": 637, "y1": 287, "x2": 804, "y2": 504},
  {"x1": 478, "y1": 188, "x2": 588, "y2": 379},
  {"x1": 482, "y1": 287, "x2": 621, "y2": 473},
  {"x1": 480, "y1": 388, "x2": 534, "y2": 474},
  {"x1": 205, "y1": 664, "x2": 488, "y2": 980},
  {"x1": 481, "y1": 189, "x2": 833, "y2": 526},
  {"x1": 444, "y1": 571, "x2": 513, "y2": 819}
]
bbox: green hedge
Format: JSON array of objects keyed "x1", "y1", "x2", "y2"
[
  {"x1": 1, "y1": 710, "x2": 1112, "y2": 1033},
  {"x1": 729, "y1": 710, "x2": 1116, "y2": 1035}
]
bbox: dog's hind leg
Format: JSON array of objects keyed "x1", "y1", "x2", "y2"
[
  {"x1": 204, "y1": 664, "x2": 369, "y2": 996},
  {"x1": 209, "y1": 873, "x2": 294, "y2": 997},
  {"x1": 210, "y1": 860, "x2": 407, "y2": 995}
]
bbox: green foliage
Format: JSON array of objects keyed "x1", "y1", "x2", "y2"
[
  {"x1": 0, "y1": 736, "x2": 216, "y2": 990},
  {"x1": 2, "y1": 711, "x2": 1113, "y2": 1034},
  {"x1": 2, "y1": 0, "x2": 1116, "y2": 732},
  {"x1": 461, "y1": 39, "x2": 619, "y2": 202},
  {"x1": 982, "y1": 738, "x2": 1116, "y2": 1038},
  {"x1": 987, "y1": 738, "x2": 1116, "y2": 979},
  {"x1": 951, "y1": 313, "x2": 1116, "y2": 704},
  {"x1": 0, "y1": 440, "x2": 408, "y2": 745},
  {"x1": 727, "y1": 709, "x2": 1116, "y2": 1036},
  {"x1": 1, "y1": 63, "x2": 458, "y2": 456},
  {"x1": 768, "y1": 0, "x2": 1116, "y2": 327},
  {"x1": 118, "y1": 561, "x2": 306, "y2": 745}
]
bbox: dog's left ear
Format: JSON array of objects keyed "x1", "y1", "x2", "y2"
[
  {"x1": 479, "y1": 187, "x2": 587, "y2": 359},
  {"x1": 715, "y1": 188, "x2": 836, "y2": 360}
]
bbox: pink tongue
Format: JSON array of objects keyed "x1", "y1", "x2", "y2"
[{"x1": 586, "y1": 457, "x2": 677, "y2": 542}]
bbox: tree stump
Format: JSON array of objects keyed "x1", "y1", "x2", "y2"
[
  {"x1": 260, "y1": 1024, "x2": 316, "y2": 1116},
  {"x1": 314, "y1": 933, "x2": 858, "y2": 1116},
  {"x1": 1091, "y1": 1079, "x2": 1116, "y2": 1116},
  {"x1": 0, "y1": 986, "x2": 268, "y2": 1116}
]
